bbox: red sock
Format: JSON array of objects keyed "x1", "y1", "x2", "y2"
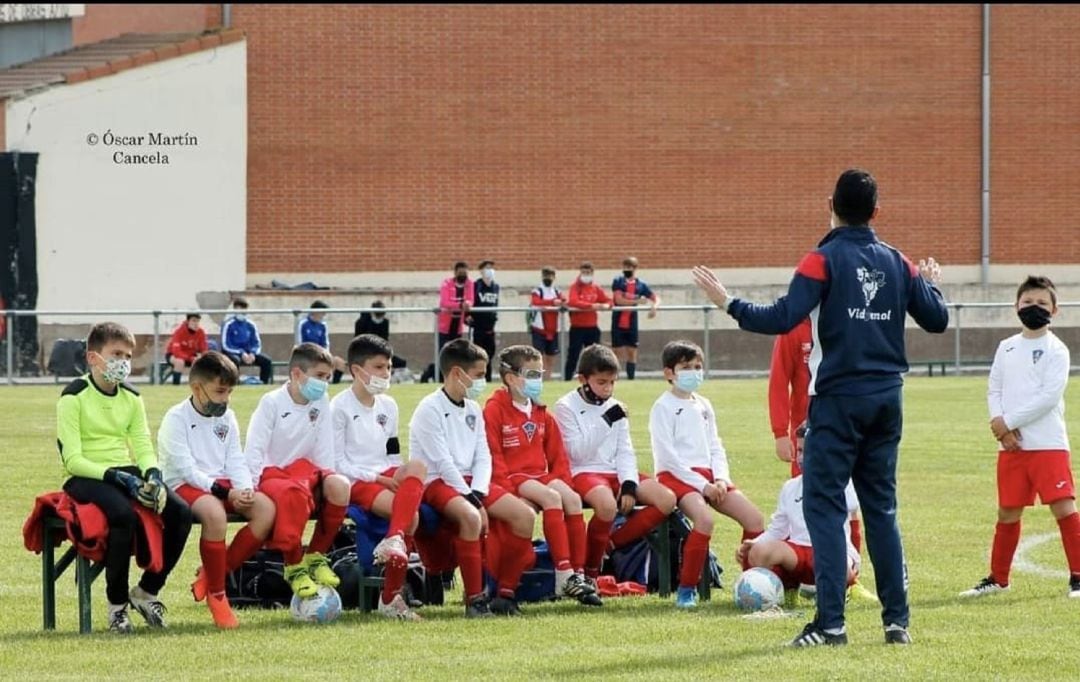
[
  {"x1": 610, "y1": 506, "x2": 667, "y2": 548},
  {"x1": 566, "y1": 513, "x2": 587, "y2": 573},
  {"x1": 454, "y1": 537, "x2": 484, "y2": 601},
  {"x1": 1056, "y1": 512, "x2": 1080, "y2": 575},
  {"x1": 307, "y1": 502, "x2": 348, "y2": 554},
  {"x1": 585, "y1": 517, "x2": 614, "y2": 577},
  {"x1": 849, "y1": 518, "x2": 863, "y2": 554},
  {"x1": 498, "y1": 533, "x2": 536, "y2": 596},
  {"x1": 388, "y1": 476, "x2": 424, "y2": 538},
  {"x1": 990, "y1": 520, "x2": 1021, "y2": 586},
  {"x1": 226, "y1": 525, "x2": 264, "y2": 572},
  {"x1": 679, "y1": 530, "x2": 711, "y2": 589},
  {"x1": 543, "y1": 509, "x2": 572, "y2": 571},
  {"x1": 382, "y1": 560, "x2": 407, "y2": 604},
  {"x1": 199, "y1": 539, "x2": 228, "y2": 595}
]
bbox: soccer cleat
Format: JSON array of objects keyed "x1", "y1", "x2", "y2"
[
  {"x1": 1069, "y1": 575, "x2": 1080, "y2": 598},
  {"x1": 489, "y1": 595, "x2": 523, "y2": 617},
  {"x1": 373, "y1": 533, "x2": 409, "y2": 568},
  {"x1": 304, "y1": 552, "x2": 341, "y2": 588},
  {"x1": 884, "y1": 624, "x2": 912, "y2": 645},
  {"x1": 378, "y1": 593, "x2": 423, "y2": 621},
  {"x1": 108, "y1": 605, "x2": 134, "y2": 634},
  {"x1": 846, "y1": 580, "x2": 880, "y2": 605},
  {"x1": 790, "y1": 622, "x2": 848, "y2": 647},
  {"x1": 129, "y1": 587, "x2": 167, "y2": 628},
  {"x1": 560, "y1": 573, "x2": 601, "y2": 606},
  {"x1": 190, "y1": 566, "x2": 207, "y2": 603},
  {"x1": 285, "y1": 562, "x2": 319, "y2": 598},
  {"x1": 207, "y1": 592, "x2": 239, "y2": 629},
  {"x1": 675, "y1": 586, "x2": 698, "y2": 609},
  {"x1": 465, "y1": 594, "x2": 494, "y2": 619},
  {"x1": 959, "y1": 576, "x2": 1009, "y2": 598}
]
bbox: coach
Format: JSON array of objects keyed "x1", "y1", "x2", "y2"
[{"x1": 693, "y1": 169, "x2": 948, "y2": 647}]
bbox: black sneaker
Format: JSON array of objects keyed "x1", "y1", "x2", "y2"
[
  {"x1": 129, "y1": 588, "x2": 168, "y2": 628},
  {"x1": 489, "y1": 595, "x2": 523, "y2": 617},
  {"x1": 561, "y1": 573, "x2": 601, "y2": 606},
  {"x1": 790, "y1": 622, "x2": 848, "y2": 648},
  {"x1": 884, "y1": 624, "x2": 912, "y2": 645},
  {"x1": 108, "y1": 606, "x2": 134, "y2": 634},
  {"x1": 1069, "y1": 575, "x2": 1080, "y2": 599},
  {"x1": 465, "y1": 594, "x2": 494, "y2": 619}
]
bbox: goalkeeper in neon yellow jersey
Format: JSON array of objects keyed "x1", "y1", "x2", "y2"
[{"x1": 57, "y1": 321, "x2": 193, "y2": 633}]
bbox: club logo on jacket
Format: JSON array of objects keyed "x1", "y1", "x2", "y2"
[
  {"x1": 213, "y1": 422, "x2": 229, "y2": 443},
  {"x1": 849, "y1": 268, "x2": 892, "y2": 321},
  {"x1": 309, "y1": 407, "x2": 320, "y2": 424},
  {"x1": 376, "y1": 413, "x2": 388, "y2": 427},
  {"x1": 1033, "y1": 349, "x2": 1044, "y2": 364},
  {"x1": 522, "y1": 421, "x2": 538, "y2": 442},
  {"x1": 465, "y1": 414, "x2": 476, "y2": 431}
]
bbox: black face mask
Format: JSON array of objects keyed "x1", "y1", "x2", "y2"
[
  {"x1": 580, "y1": 382, "x2": 604, "y2": 405},
  {"x1": 196, "y1": 389, "x2": 228, "y2": 418},
  {"x1": 623, "y1": 270, "x2": 634, "y2": 279},
  {"x1": 542, "y1": 278, "x2": 554, "y2": 287},
  {"x1": 1018, "y1": 305, "x2": 1051, "y2": 330},
  {"x1": 455, "y1": 274, "x2": 467, "y2": 284}
]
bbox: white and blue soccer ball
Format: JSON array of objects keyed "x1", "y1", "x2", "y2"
[
  {"x1": 733, "y1": 567, "x2": 784, "y2": 612},
  {"x1": 290, "y1": 586, "x2": 343, "y2": 624}
]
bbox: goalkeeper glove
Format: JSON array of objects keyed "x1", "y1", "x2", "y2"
[
  {"x1": 104, "y1": 468, "x2": 144, "y2": 499},
  {"x1": 137, "y1": 468, "x2": 167, "y2": 513}
]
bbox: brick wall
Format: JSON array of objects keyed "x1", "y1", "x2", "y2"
[
  {"x1": 72, "y1": 4, "x2": 212, "y2": 45},
  {"x1": 225, "y1": 5, "x2": 1078, "y2": 273}
]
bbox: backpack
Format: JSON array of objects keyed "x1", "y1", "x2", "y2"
[
  {"x1": 484, "y1": 540, "x2": 556, "y2": 603},
  {"x1": 603, "y1": 510, "x2": 724, "y2": 592},
  {"x1": 225, "y1": 548, "x2": 292, "y2": 609},
  {"x1": 47, "y1": 339, "x2": 87, "y2": 378}
]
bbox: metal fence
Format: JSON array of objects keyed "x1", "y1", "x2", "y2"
[{"x1": 2, "y1": 301, "x2": 1076, "y2": 385}]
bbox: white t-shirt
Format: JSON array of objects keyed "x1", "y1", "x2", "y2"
[
  {"x1": 553, "y1": 388, "x2": 638, "y2": 483},
  {"x1": 988, "y1": 331, "x2": 1071, "y2": 451},
  {"x1": 757, "y1": 475, "x2": 860, "y2": 569},
  {"x1": 409, "y1": 389, "x2": 492, "y2": 495},
  {"x1": 331, "y1": 388, "x2": 401, "y2": 483},
  {"x1": 649, "y1": 390, "x2": 731, "y2": 491},
  {"x1": 244, "y1": 383, "x2": 334, "y2": 485},
  {"x1": 159, "y1": 398, "x2": 250, "y2": 491}
]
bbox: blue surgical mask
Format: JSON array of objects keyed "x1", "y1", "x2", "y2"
[
  {"x1": 235, "y1": 312, "x2": 247, "y2": 322},
  {"x1": 482, "y1": 268, "x2": 495, "y2": 281},
  {"x1": 462, "y1": 374, "x2": 486, "y2": 401},
  {"x1": 522, "y1": 377, "x2": 543, "y2": 401},
  {"x1": 299, "y1": 376, "x2": 328, "y2": 402},
  {"x1": 675, "y1": 368, "x2": 704, "y2": 393}
]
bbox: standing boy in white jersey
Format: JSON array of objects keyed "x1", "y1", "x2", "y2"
[
  {"x1": 331, "y1": 334, "x2": 426, "y2": 620},
  {"x1": 160, "y1": 351, "x2": 276, "y2": 629},
  {"x1": 554, "y1": 343, "x2": 676, "y2": 581},
  {"x1": 650, "y1": 340, "x2": 765, "y2": 608},
  {"x1": 245, "y1": 343, "x2": 352, "y2": 598},
  {"x1": 960, "y1": 276, "x2": 1080, "y2": 599},
  {"x1": 410, "y1": 338, "x2": 537, "y2": 617}
]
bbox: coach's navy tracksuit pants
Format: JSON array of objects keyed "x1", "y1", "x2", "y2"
[{"x1": 803, "y1": 385, "x2": 908, "y2": 631}]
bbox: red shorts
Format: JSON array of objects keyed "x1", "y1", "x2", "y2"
[
  {"x1": 780, "y1": 541, "x2": 816, "y2": 588},
  {"x1": 422, "y1": 476, "x2": 511, "y2": 513},
  {"x1": 506, "y1": 472, "x2": 562, "y2": 496},
  {"x1": 657, "y1": 468, "x2": 736, "y2": 502},
  {"x1": 349, "y1": 467, "x2": 399, "y2": 510},
  {"x1": 571, "y1": 472, "x2": 652, "y2": 500},
  {"x1": 175, "y1": 479, "x2": 238, "y2": 514},
  {"x1": 997, "y1": 449, "x2": 1075, "y2": 507}
]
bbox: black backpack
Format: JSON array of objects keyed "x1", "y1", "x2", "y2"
[
  {"x1": 225, "y1": 549, "x2": 292, "y2": 609},
  {"x1": 603, "y1": 510, "x2": 723, "y2": 592},
  {"x1": 326, "y1": 524, "x2": 446, "y2": 611},
  {"x1": 47, "y1": 339, "x2": 87, "y2": 378}
]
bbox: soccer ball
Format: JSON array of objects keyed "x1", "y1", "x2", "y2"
[
  {"x1": 290, "y1": 586, "x2": 343, "y2": 623},
  {"x1": 733, "y1": 567, "x2": 784, "y2": 612}
]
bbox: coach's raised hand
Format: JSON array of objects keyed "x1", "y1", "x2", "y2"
[
  {"x1": 692, "y1": 266, "x2": 729, "y2": 309},
  {"x1": 918, "y1": 257, "x2": 942, "y2": 285}
]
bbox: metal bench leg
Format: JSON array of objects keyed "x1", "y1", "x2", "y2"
[
  {"x1": 698, "y1": 553, "x2": 712, "y2": 602},
  {"x1": 76, "y1": 555, "x2": 93, "y2": 634},
  {"x1": 655, "y1": 518, "x2": 671, "y2": 598},
  {"x1": 42, "y1": 526, "x2": 56, "y2": 630}
]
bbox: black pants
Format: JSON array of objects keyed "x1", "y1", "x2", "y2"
[
  {"x1": 226, "y1": 352, "x2": 273, "y2": 384},
  {"x1": 564, "y1": 326, "x2": 601, "y2": 380},
  {"x1": 64, "y1": 469, "x2": 193, "y2": 605},
  {"x1": 473, "y1": 328, "x2": 497, "y2": 381}
]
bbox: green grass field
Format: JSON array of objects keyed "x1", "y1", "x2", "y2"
[{"x1": 2, "y1": 376, "x2": 1079, "y2": 680}]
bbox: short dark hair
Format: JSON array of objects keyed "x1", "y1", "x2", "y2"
[
  {"x1": 832, "y1": 169, "x2": 877, "y2": 226},
  {"x1": 290, "y1": 342, "x2": 334, "y2": 371},
  {"x1": 231, "y1": 297, "x2": 249, "y2": 309},
  {"x1": 190, "y1": 351, "x2": 239, "y2": 387},
  {"x1": 185, "y1": 313, "x2": 201, "y2": 322},
  {"x1": 541, "y1": 266, "x2": 556, "y2": 276},
  {"x1": 310, "y1": 300, "x2": 329, "y2": 310},
  {"x1": 86, "y1": 322, "x2": 136, "y2": 353},
  {"x1": 1016, "y1": 275, "x2": 1057, "y2": 306},
  {"x1": 497, "y1": 345, "x2": 541, "y2": 381},
  {"x1": 371, "y1": 300, "x2": 385, "y2": 309},
  {"x1": 439, "y1": 337, "x2": 488, "y2": 377},
  {"x1": 580, "y1": 261, "x2": 594, "y2": 271},
  {"x1": 661, "y1": 340, "x2": 704, "y2": 370},
  {"x1": 453, "y1": 261, "x2": 468, "y2": 271},
  {"x1": 478, "y1": 260, "x2": 495, "y2": 270},
  {"x1": 622, "y1": 256, "x2": 638, "y2": 269},
  {"x1": 576, "y1": 344, "x2": 619, "y2": 377},
  {"x1": 347, "y1": 334, "x2": 393, "y2": 367}
]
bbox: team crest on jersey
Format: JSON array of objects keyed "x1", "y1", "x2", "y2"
[
  {"x1": 522, "y1": 421, "x2": 538, "y2": 442},
  {"x1": 856, "y1": 267, "x2": 886, "y2": 306},
  {"x1": 376, "y1": 413, "x2": 388, "y2": 427},
  {"x1": 309, "y1": 407, "x2": 320, "y2": 424},
  {"x1": 1033, "y1": 349, "x2": 1044, "y2": 364},
  {"x1": 465, "y1": 414, "x2": 477, "y2": 431},
  {"x1": 213, "y1": 422, "x2": 229, "y2": 443}
]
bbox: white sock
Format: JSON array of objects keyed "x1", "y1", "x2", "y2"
[
  {"x1": 130, "y1": 585, "x2": 156, "y2": 601},
  {"x1": 824, "y1": 627, "x2": 846, "y2": 636},
  {"x1": 108, "y1": 601, "x2": 127, "y2": 614}
]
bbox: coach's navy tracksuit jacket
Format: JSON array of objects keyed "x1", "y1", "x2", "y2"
[{"x1": 727, "y1": 225, "x2": 948, "y2": 630}]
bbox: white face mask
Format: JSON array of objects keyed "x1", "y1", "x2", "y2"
[
  {"x1": 101, "y1": 357, "x2": 131, "y2": 384},
  {"x1": 580, "y1": 275, "x2": 594, "y2": 285},
  {"x1": 482, "y1": 268, "x2": 495, "y2": 281},
  {"x1": 365, "y1": 374, "x2": 391, "y2": 395}
]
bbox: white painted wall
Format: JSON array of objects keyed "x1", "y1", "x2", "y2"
[{"x1": 5, "y1": 41, "x2": 246, "y2": 333}]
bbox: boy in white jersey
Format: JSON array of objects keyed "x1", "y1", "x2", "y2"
[
  {"x1": 961, "y1": 276, "x2": 1080, "y2": 599},
  {"x1": 160, "y1": 352, "x2": 275, "y2": 629},
  {"x1": 410, "y1": 338, "x2": 537, "y2": 618},
  {"x1": 554, "y1": 344, "x2": 676, "y2": 580},
  {"x1": 245, "y1": 342, "x2": 351, "y2": 598},
  {"x1": 331, "y1": 334, "x2": 426, "y2": 620},
  {"x1": 650, "y1": 340, "x2": 764, "y2": 608}
]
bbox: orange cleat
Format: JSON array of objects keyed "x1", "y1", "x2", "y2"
[
  {"x1": 191, "y1": 567, "x2": 207, "y2": 602},
  {"x1": 207, "y1": 592, "x2": 239, "y2": 629}
]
